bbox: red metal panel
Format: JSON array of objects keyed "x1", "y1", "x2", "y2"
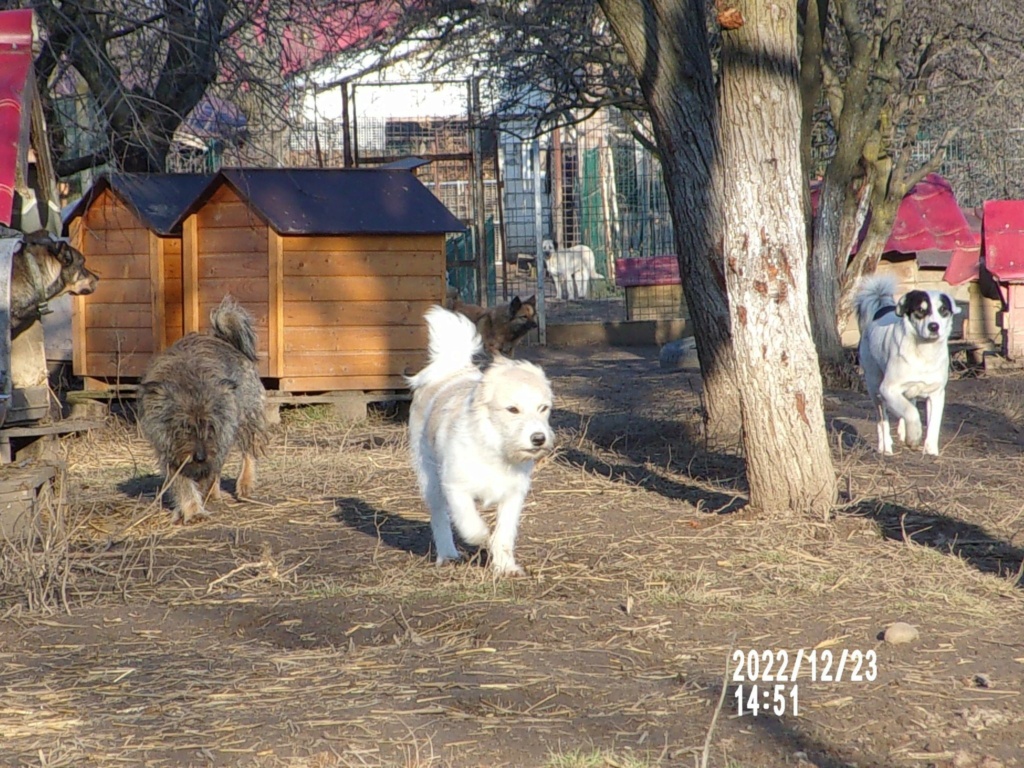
[
  {"x1": 812, "y1": 174, "x2": 979, "y2": 264},
  {"x1": 943, "y1": 247, "x2": 983, "y2": 286},
  {"x1": 883, "y1": 174, "x2": 980, "y2": 255},
  {"x1": 614, "y1": 256, "x2": 680, "y2": 287},
  {"x1": 983, "y1": 199, "x2": 1024, "y2": 282},
  {"x1": 0, "y1": 9, "x2": 35, "y2": 226}
]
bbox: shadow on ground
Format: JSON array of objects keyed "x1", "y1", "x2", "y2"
[
  {"x1": 331, "y1": 496, "x2": 434, "y2": 558},
  {"x1": 849, "y1": 499, "x2": 1024, "y2": 586},
  {"x1": 553, "y1": 405, "x2": 748, "y2": 514}
]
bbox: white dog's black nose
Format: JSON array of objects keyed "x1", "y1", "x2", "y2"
[
  {"x1": 530, "y1": 432, "x2": 547, "y2": 447},
  {"x1": 928, "y1": 322, "x2": 940, "y2": 334}
]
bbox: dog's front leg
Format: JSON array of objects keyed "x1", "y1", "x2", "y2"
[
  {"x1": 169, "y1": 475, "x2": 206, "y2": 524},
  {"x1": 880, "y1": 385, "x2": 923, "y2": 448},
  {"x1": 445, "y1": 489, "x2": 490, "y2": 549},
  {"x1": 923, "y1": 390, "x2": 945, "y2": 456},
  {"x1": 489, "y1": 493, "x2": 527, "y2": 576}
]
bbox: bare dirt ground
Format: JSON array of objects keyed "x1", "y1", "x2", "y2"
[{"x1": 2, "y1": 343, "x2": 1024, "y2": 768}]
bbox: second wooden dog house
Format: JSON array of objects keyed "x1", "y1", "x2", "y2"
[
  {"x1": 67, "y1": 173, "x2": 212, "y2": 379},
  {"x1": 174, "y1": 167, "x2": 464, "y2": 392}
]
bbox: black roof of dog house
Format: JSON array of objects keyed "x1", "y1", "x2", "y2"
[
  {"x1": 64, "y1": 173, "x2": 213, "y2": 235},
  {"x1": 175, "y1": 167, "x2": 466, "y2": 236}
]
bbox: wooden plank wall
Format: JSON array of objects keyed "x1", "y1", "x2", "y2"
[
  {"x1": 280, "y1": 234, "x2": 445, "y2": 391},
  {"x1": 190, "y1": 185, "x2": 271, "y2": 376},
  {"x1": 74, "y1": 189, "x2": 157, "y2": 378},
  {"x1": 164, "y1": 237, "x2": 184, "y2": 347}
]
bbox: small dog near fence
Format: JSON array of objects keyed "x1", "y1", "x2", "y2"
[
  {"x1": 855, "y1": 274, "x2": 960, "y2": 456},
  {"x1": 452, "y1": 295, "x2": 538, "y2": 356},
  {"x1": 541, "y1": 239, "x2": 604, "y2": 300},
  {"x1": 8, "y1": 229, "x2": 98, "y2": 336},
  {"x1": 408, "y1": 305, "x2": 555, "y2": 575},
  {"x1": 139, "y1": 296, "x2": 269, "y2": 524}
]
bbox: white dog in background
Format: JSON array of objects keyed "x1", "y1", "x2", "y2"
[
  {"x1": 855, "y1": 274, "x2": 960, "y2": 456},
  {"x1": 408, "y1": 306, "x2": 555, "y2": 575},
  {"x1": 541, "y1": 239, "x2": 605, "y2": 300}
]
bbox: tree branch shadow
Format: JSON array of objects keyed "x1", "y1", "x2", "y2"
[
  {"x1": 846, "y1": 499, "x2": 1024, "y2": 587},
  {"x1": 552, "y1": 405, "x2": 748, "y2": 514}
]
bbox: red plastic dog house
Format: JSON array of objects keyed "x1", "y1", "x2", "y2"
[{"x1": 978, "y1": 200, "x2": 1024, "y2": 359}]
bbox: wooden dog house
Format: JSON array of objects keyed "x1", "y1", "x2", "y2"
[
  {"x1": 78, "y1": 171, "x2": 460, "y2": 393},
  {"x1": 66, "y1": 173, "x2": 212, "y2": 379}
]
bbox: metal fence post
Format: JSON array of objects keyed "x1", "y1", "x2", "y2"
[{"x1": 532, "y1": 139, "x2": 546, "y2": 344}]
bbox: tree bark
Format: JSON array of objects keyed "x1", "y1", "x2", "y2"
[
  {"x1": 600, "y1": 0, "x2": 742, "y2": 447},
  {"x1": 719, "y1": 0, "x2": 837, "y2": 514}
]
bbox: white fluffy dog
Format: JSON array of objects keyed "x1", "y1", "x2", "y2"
[
  {"x1": 855, "y1": 274, "x2": 960, "y2": 456},
  {"x1": 408, "y1": 306, "x2": 555, "y2": 575},
  {"x1": 541, "y1": 239, "x2": 605, "y2": 300}
]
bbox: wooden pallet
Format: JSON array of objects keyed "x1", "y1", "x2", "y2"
[
  {"x1": 0, "y1": 460, "x2": 60, "y2": 541},
  {"x1": 0, "y1": 419, "x2": 106, "y2": 463},
  {"x1": 68, "y1": 386, "x2": 409, "y2": 423},
  {"x1": 265, "y1": 390, "x2": 411, "y2": 422}
]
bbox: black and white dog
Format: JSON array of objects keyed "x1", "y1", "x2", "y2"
[{"x1": 855, "y1": 274, "x2": 960, "y2": 456}]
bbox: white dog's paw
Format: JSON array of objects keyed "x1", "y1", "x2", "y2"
[
  {"x1": 491, "y1": 560, "x2": 526, "y2": 577},
  {"x1": 903, "y1": 421, "x2": 923, "y2": 447},
  {"x1": 923, "y1": 442, "x2": 940, "y2": 457},
  {"x1": 488, "y1": 547, "x2": 525, "y2": 577}
]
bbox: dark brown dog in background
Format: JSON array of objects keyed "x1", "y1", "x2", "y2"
[
  {"x1": 452, "y1": 295, "x2": 538, "y2": 356},
  {"x1": 138, "y1": 296, "x2": 268, "y2": 524},
  {"x1": 8, "y1": 229, "x2": 99, "y2": 336}
]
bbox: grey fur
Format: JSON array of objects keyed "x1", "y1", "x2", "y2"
[
  {"x1": 210, "y1": 295, "x2": 259, "y2": 362},
  {"x1": 8, "y1": 229, "x2": 98, "y2": 336},
  {"x1": 139, "y1": 295, "x2": 267, "y2": 523}
]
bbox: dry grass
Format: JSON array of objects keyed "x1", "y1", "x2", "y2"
[{"x1": 2, "y1": 348, "x2": 1024, "y2": 767}]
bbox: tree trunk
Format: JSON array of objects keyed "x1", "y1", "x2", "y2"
[
  {"x1": 599, "y1": 0, "x2": 742, "y2": 447},
  {"x1": 719, "y1": 0, "x2": 837, "y2": 514},
  {"x1": 836, "y1": 190, "x2": 901, "y2": 331},
  {"x1": 806, "y1": 0, "x2": 903, "y2": 362},
  {"x1": 808, "y1": 173, "x2": 847, "y2": 364}
]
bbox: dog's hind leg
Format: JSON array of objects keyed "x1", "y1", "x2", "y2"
[
  {"x1": 424, "y1": 480, "x2": 462, "y2": 565},
  {"x1": 490, "y1": 493, "x2": 527, "y2": 576},
  {"x1": 236, "y1": 453, "x2": 257, "y2": 498},
  {"x1": 873, "y1": 399, "x2": 894, "y2": 455}
]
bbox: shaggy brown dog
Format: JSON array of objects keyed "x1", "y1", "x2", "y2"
[
  {"x1": 453, "y1": 295, "x2": 538, "y2": 356},
  {"x1": 8, "y1": 229, "x2": 98, "y2": 336},
  {"x1": 138, "y1": 296, "x2": 268, "y2": 524}
]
